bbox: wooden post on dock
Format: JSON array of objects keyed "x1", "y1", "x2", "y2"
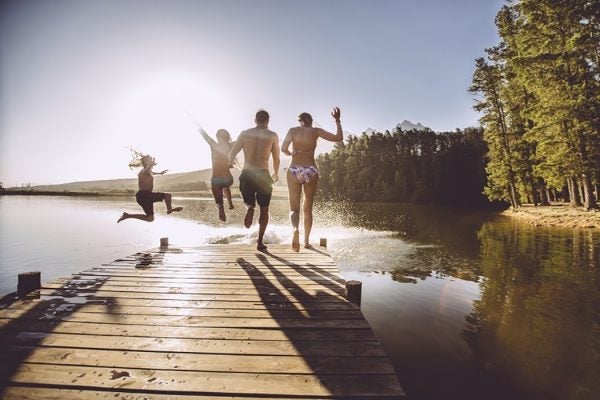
[
  {"x1": 17, "y1": 271, "x2": 40, "y2": 298},
  {"x1": 345, "y1": 280, "x2": 362, "y2": 307},
  {"x1": 160, "y1": 237, "x2": 169, "y2": 248},
  {"x1": 319, "y1": 237, "x2": 327, "y2": 248}
]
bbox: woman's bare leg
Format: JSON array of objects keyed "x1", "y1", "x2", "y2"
[
  {"x1": 287, "y1": 170, "x2": 302, "y2": 252},
  {"x1": 302, "y1": 175, "x2": 319, "y2": 248}
]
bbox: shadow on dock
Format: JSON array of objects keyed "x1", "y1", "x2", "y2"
[
  {"x1": 235, "y1": 249, "x2": 403, "y2": 398},
  {"x1": 0, "y1": 252, "x2": 164, "y2": 395}
]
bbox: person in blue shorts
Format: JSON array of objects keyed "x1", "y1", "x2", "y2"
[{"x1": 199, "y1": 128, "x2": 235, "y2": 221}]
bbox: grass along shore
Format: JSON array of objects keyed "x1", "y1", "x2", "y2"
[{"x1": 503, "y1": 203, "x2": 600, "y2": 229}]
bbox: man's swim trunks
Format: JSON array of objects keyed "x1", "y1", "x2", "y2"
[
  {"x1": 136, "y1": 190, "x2": 166, "y2": 216},
  {"x1": 211, "y1": 175, "x2": 234, "y2": 188},
  {"x1": 239, "y1": 169, "x2": 273, "y2": 208}
]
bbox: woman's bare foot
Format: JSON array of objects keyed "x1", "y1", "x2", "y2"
[
  {"x1": 167, "y1": 207, "x2": 183, "y2": 214},
  {"x1": 292, "y1": 230, "x2": 300, "y2": 252},
  {"x1": 244, "y1": 207, "x2": 254, "y2": 228},
  {"x1": 257, "y1": 242, "x2": 268, "y2": 252},
  {"x1": 218, "y1": 204, "x2": 226, "y2": 222},
  {"x1": 117, "y1": 212, "x2": 128, "y2": 223},
  {"x1": 228, "y1": 203, "x2": 235, "y2": 210},
  {"x1": 304, "y1": 243, "x2": 313, "y2": 249}
]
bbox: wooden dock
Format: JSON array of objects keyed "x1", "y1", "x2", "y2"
[{"x1": 0, "y1": 243, "x2": 405, "y2": 399}]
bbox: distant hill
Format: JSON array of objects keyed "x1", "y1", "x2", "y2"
[
  {"x1": 16, "y1": 167, "x2": 288, "y2": 193},
  {"x1": 25, "y1": 169, "x2": 215, "y2": 193}
]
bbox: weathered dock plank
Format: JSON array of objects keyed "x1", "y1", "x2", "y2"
[
  {"x1": 1, "y1": 244, "x2": 405, "y2": 398},
  {"x1": 5, "y1": 363, "x2": 403, "y2": 398}
]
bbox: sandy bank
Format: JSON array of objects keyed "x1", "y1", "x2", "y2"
[{"x1": 502, "y1": 203, "x2": 600, "y2": 228}]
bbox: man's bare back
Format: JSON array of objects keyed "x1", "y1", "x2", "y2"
[
  {"x1": 237, "y1": 127, "x2": 279, "y2": 170},
  {"x1": 228, "y1": 109, "x2": 280, "y2": 251}
]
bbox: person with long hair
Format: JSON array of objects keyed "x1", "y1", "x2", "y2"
[
  {"x1": 281, "y1": 107, "x2": 343, "y2": 251},
  {"x1": 117, "y1": 149, "x2": 183, "y2": 223},
  {"x1": 199, "y1": 128, "x2": 235, "y2": 221}
]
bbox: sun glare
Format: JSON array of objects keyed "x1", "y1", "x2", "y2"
[{"x1": 108, "y1": 69, "x2": 242, "y2": 174}]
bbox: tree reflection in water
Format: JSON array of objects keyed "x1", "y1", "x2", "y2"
[
  {"x1": 335, "y1": 202, "x2": 599, "y2": 400},
  {"x1": 464, "y1": 220, "x2": 600, "y2": 400}
]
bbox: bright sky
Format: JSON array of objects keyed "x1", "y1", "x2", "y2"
[{"x1": 0, "y1": 0, "x2": 504, "y2": 187}]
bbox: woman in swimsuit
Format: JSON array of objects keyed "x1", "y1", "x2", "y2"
[
  {"x1": 199, "y1": 128, "x2": 235, "y2": 221},
  {"x1": 281, "y1": 107, "x2": 343, "y2": 251}
]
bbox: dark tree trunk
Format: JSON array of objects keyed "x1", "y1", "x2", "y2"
[
  {"x1": 509, "y1": 181, "x2": 520, "y2": 209},
  {"x1": 537, "y1": 178, "x2": 550, "y2": 206},
  {"x1": 567, "y1": 179, "x2": 574, "y2": 203},
  {"x1": 581, "y1": 173, "x2": 597, "y2": 210},
  {"x1": 569, "y1": 177, "x2": 583, "y2": 207},
  {"x1": 562, "y1": 184, "x2": 570, "y2": 203},
  {"x1": 525, "y1": 174, "x2": 538, "y2": 205}
]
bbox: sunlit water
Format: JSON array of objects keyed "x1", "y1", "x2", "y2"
[{"x1": 1, "y1": 195, "x2": 598, "y2": 400}]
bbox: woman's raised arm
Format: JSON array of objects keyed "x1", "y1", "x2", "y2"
[{"x1": 317, "y1": 107, "x2": 343, "y2": 142}]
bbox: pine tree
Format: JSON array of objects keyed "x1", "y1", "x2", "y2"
[
  {"x1": 470, "y1": 56, "x2": 521, "y2": 208},
  {"x1": 513, "y1": 0, "x2": 599, "y2": 209}
]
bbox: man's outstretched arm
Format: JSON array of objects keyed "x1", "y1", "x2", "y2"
[{"x1": 271, "y1": 134, "x2": 281, "y2": 182}]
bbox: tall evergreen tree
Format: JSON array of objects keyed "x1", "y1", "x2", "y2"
[
  {"x1": 470, "y1": 56, "x2": 521, "y2": 208},
  {"x1": 471, "y1": 0, "x2": 599, "y2": 209}
]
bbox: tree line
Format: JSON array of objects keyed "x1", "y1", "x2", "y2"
[
  {"x1": 470, "y1": 0, "x2": 599, "y2": 209},
  {"x1": 317, "y1": 1, "x2": 598, "y2": 210},
  {"x1": 316, "y1": 127, "x2": 492, "y2": 208}
]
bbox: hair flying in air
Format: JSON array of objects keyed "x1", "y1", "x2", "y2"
[{"x1": 127, "y1": 147, "x2": 152, "y2": 169}]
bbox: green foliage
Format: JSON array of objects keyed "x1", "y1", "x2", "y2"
[
  {"x1": 316, "y1": 127, "x2": 490, "y2": 208},
  {"x1": 471, "y1": 0, "x2": 600, "y2": 209}
]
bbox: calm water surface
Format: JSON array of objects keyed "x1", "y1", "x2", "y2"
[{"x1": 0, "y1": 195, "x2": 598, "y2": 400}]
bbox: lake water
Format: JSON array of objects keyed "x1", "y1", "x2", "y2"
[{"x1": 1, "y1": 195, "x2": 599, "y2": 400}]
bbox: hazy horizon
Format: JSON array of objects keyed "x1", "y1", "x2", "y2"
[{"x1": 1, "y1": 0, "x2": 504, "y2": 187}]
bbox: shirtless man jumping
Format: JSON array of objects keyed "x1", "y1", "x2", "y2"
[{"x1": 229, "y1": 109, "x2": 280, "y2": 251}]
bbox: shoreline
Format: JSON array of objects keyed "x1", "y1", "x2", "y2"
[
  {"x1": 502, "y1": 203, "x2": 600, "y2": 229},
  {"x1": 0, "y1": 188, "x2": 291, "y2": 201},
  {"x1": 0, "y1": 190, "x2": 107, "y2": 197}
]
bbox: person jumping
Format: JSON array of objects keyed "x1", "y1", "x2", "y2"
[{"x1": 117, "y1": 150, "x2": 183, "y2": 223}]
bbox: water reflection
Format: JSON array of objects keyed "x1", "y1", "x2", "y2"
[
  {"x1": 463, "y1": 219, "x2": 600, "y2": 400},
  {"x1": 327, "y1": 202, "x2": 600, "y2": 399},
  {"x1": 1, "y1": 196, "x2": 599, "y2": 399}
]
